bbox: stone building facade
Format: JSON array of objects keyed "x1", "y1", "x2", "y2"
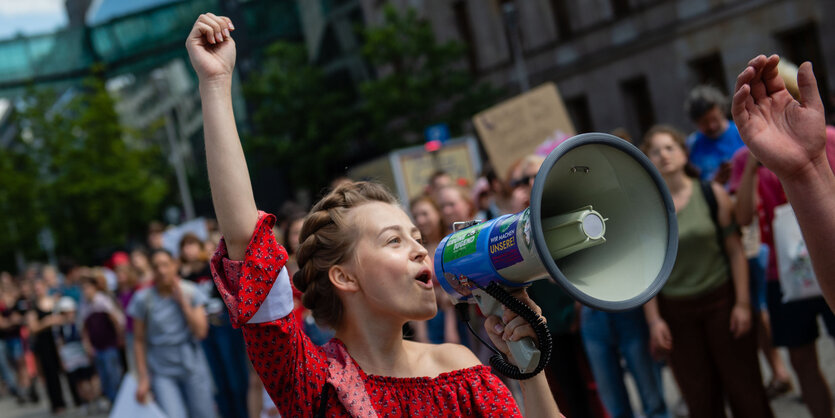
[{"x1": 361, "y1": 0, "x2": 835, "y2": 141}]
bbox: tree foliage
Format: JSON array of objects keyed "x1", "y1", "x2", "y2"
[
  {"x1": 0, "y1": 68, "x2": 168, "y2": 268},
  {"x1": 358, "y1": 5, "x2": 503, "y2": 149},
  {"x1": 243, "y1": 42, "x2": 359, "y2": 192},
  {"x1": 242, "y1": 5, "x2": 502, "y2": 194}
]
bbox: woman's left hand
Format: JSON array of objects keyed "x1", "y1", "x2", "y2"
[
  {"x1": 729, "y1": 303, "x2": 752, "y2": 338},
  {"x1": 483, "y1": 289, "x2": 544, "y2": 361}
]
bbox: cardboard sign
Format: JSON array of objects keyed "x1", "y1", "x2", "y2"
[{"x1": 473, "y1": 82, "x2": 575, "y2": 180}]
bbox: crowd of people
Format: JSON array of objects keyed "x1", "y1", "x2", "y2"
[{"x1": 1, "y1": 13, "x2": 834, "y2": 418}]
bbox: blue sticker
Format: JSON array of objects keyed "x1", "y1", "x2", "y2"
[{"x1": 489, "y1": 217, "x2": 523, "y2": 270}]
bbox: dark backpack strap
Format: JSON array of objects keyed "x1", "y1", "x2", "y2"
[
  {"x1": 316, "y1": 383, "x2": 331, "y2": 418},
  {"x1": 701, "y1": 180, "x2": 719, "y2": 227},
  {"x1": 700, "y1": 180, "x2": 732, "y2": 272}
]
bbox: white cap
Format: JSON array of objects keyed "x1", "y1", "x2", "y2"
[{"x1": 57, "y1": 297, "x2": 77, "y2": 313}]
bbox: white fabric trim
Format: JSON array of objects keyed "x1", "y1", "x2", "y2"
[{"x1": 247, "y1": 266, "x2": 294, "y2": 324}]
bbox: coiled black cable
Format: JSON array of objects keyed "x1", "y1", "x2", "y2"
[{"x1": 457, "y1": 282, "x2": 553, "y2": 380}]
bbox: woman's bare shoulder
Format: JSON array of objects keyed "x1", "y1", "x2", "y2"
[{"x1": 406, "y1": 340, "x2": 482, "y2": 374}]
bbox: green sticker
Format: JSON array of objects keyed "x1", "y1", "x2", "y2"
[{"x1": 443, "y1": 223, "x2": 488, "y2": 263}]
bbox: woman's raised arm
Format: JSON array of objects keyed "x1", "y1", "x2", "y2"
[{"x1": 186, "y1": 13, "x2": 257, "y2": 260}]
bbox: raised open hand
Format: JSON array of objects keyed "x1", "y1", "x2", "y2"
[
  {"x1": 731, "y1": 54, "x2": 827, "y2": 181},
  {"x1": 185, "y1": 13, "x2": 236, "y2": 84}
]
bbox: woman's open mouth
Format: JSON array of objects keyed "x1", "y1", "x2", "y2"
[{"x1": 415, "y1": 269, "x2": 433, "y2": 288}]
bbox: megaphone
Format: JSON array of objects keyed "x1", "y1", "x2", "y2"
[{"x1": 434, "y1": 133, "x2": 678, "y2": 378}]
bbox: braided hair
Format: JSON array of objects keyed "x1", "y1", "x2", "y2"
[{"x1": 291, "y1": 181, "x2": 398, "y2": 328}]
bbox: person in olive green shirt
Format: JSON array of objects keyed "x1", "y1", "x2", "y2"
[{"x1": 640, "y1": 125, "x2": 773, "y2": 418}]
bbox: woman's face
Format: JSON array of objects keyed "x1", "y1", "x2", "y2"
[
  {"x1": 132, "y1": 251, "x2": 150, "y2": 271},
  {"x1": 437, "y1": 188, "x2": 473, "y2": 229},
  {"x1": 645, "y1": 132, "x2": 687, "y2": 176},
  {"x1": 81, "y1": 281, "x2": 97, "y2": 301},
  {"x1": 151, "y1": 252, "x2": 179, "y2": 288},
  {"x1": 411, "y1": 200, "x2": 441, "y2": 242},
  {"x1": 181, "y1": 241, "x2": 202, "y2": 263},
  {"x1": 288, "y1": 219, "x2": 304, "y2": 254},
  {"x1": 33, "y1": 280, "x2": 47, "y2": 298},
  {"x1": 508, "y1": 162, "x2": 540, "y2": 214},
  {"x1": 342, "y1": 202, "x2": 437, "y2": 322}
]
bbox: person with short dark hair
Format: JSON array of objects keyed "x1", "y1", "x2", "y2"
[
  {"x1": 128, "y1": 249, "x2": 213, "y2": 418},
  {"x1": 685, "y1": 85, "x2": 746, "y2": 184},
  {"x1": 79, "y1": 272, "x2": 124, "y2": 405}
]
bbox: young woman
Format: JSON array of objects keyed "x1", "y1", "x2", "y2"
[
  {"x1": 27, "y1": 279, "x2": 66, "y2": 414},
  {"x1": 130, "y1": 248, "x2": 155, "y2": 287},
  {"x1": 187, "y1": 13, "x2": 558, "y2": 417},
  {"x1": 409, "y1": 195, "x2": 461, "y2": 345},
  {"x1": 436, "y1": 184, "x2": 477, "y2": 231},
  {"x1": 128, "y1": 249, "x2": 213, "y2": 418},
  {"x1": 54, "y1": 297, "x2": 98, "y2": 412},
  {"x1": 179, "y1": 233, "x2": 212, "y2": 283},
  {"x1": 79, "y1": 273, "x2": 124, "y2": 405},
  {"x1": 640, "y1": 125, "x2": 773, "y2": 417}
]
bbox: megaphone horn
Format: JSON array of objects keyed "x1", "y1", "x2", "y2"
[{"x1": 434, "y1": 132, "x2": 678, "y2": 378}]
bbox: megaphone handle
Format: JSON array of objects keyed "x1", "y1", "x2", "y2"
[{"x1": 472, "y1": 289, "x2": 541, "y2": 374}]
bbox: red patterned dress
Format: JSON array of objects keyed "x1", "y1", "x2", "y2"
[{"x1": 210, "y1": 212, "x2": 523, "y2": 417}]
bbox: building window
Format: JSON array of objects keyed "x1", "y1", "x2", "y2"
[
  {"x1": 620, "y1": 76, "x2": 655, "y2": 139},
  {"x1": 775, "y1": 22, "x2": 831, "y2": 115},
  {"x1": 564, "y1": 95, "x2": 594, "y2": 133},
  {"x1": 688, "y1": 52, "x2": 727, "y2": 94},
  {"x1": 550, "y1": 0, "x2": 573, "y2": 40},
  {"x1": 452, "y1": 0, "x2": 478, "y2": 73}
]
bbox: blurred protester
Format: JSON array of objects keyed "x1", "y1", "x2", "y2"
[
  {"x1": 129, "y1": 249, "x2": 213, "y2": 418},
  {"x1": 427, "y1": 170, "x2": 454, "y2": 197},
  {"x1": 641, "y1": 125, "x2": 772, "y2": 417},
  {"x1": 483, "y1": 163, "x2": 513, "y2": 218},
  {"x1": 506, "y1": 154, "x2": 545, "y2": 213},
  {"x1": 0, "y1": 272, "x2": 25, "y2": 402},
  {"x1": 112, "y1": 252, "x2": 139, "y2": 371},
  {"x1": 732, "y1": 55, "x2": 835, "y2": 418},
  {"x1": 180, "y1": 233, "x2": 212, "y2": 284},
  {"x1": 55, "y1": 297, "x2": 99, "y2": 413},
  {"x1": 470, "y1": 177, "x2": 492, "y2": 221},
  {"x1": 409, "y1": 195, "x2": 460, "y2": 345},
  {"x1": 57, "y1": 258, "x2": 83, "y2": 303},
  {"x1": 79, "y1": 272, "x2": 124, "y2": 406},
  {"x1": 437, "y1": 184, "x2": 477, "y2": 231},
  {"x1": 41, "y1": 266, "x2": 60, "y2": 297},
  {"x1": 183, "y1": 232, "x2": 252, "y2": 418},
  {"x1": 147, "y1": 221, "x2": 166, "y2": 250},
  {"x1": 610, "y1": 127, "x2": 633, "y2": 144},
  {"x1": 511, "y1": 154, "x2": 608, "y2": 418},
  {"x1": 130, "y1": 247, "x2": 155, "y2": 286},
  {"x1": 27, "y1": 279, "x2": 66, "y2": 414},
  {"x1": 281, "y1": 211, "x2": 306, "y2": 278},
  {"x1": 684, "y1": 85, "x2": 745, "y2": 184},
  {"x1": 580, "y1": 304, "x2": 667, "y2": 418}
]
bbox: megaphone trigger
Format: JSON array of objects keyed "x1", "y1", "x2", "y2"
[{"x1": 476, "y1": 283, "x2": 552, "y2": 379}]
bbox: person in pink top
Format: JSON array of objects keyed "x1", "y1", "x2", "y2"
[
  {"x1": 732, "y1": 54, "x2": 835, "y2": 418},
  {"x1": 187, "y1": 13, "x2": 560, "y2": 417}
]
